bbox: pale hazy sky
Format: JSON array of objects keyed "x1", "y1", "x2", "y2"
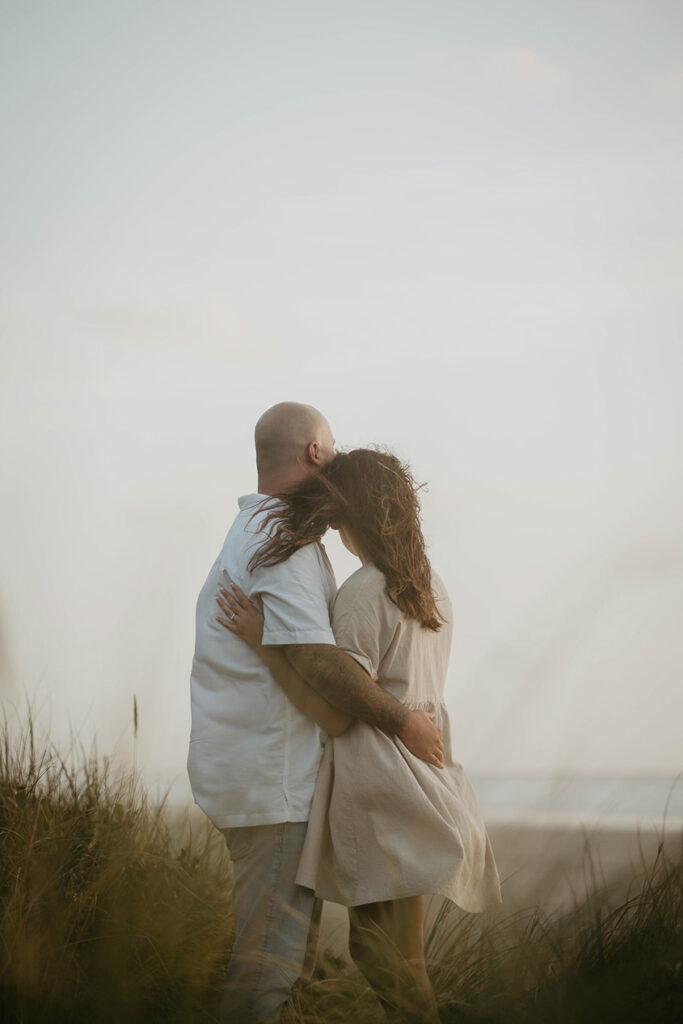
[{"x1": 1, "y1": 1, "x2": 682, "y2": 798}]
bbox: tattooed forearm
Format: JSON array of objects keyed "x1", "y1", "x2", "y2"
[{"x1": 284, "y1": 645, "x2": 409, "y2": 734}]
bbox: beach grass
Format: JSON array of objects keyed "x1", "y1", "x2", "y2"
[
  {"x1": 0, "y1": 712, "x2": 231, "y2": 1022},
  {"x1": 1, "y1": 713, "x2": 681, "y2": 1023}
]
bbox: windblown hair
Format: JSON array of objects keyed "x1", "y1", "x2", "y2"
[{"x1": 249, "y1": 448, "x2": 444, "y2": 630}]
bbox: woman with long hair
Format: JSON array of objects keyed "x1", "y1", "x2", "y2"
[{"x1": 217, "y1": 448, "x2": 501, "y2": 1022}]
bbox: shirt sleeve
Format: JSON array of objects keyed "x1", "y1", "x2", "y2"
[
  {"x1": 249, "y1": 543, "x2": 336, "y2": 647},
  {"x1": 330, "y1": 570, "x2": 395, "y2": 680}
]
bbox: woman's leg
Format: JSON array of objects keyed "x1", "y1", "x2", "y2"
[{"x1": 348, "y1": 896, "x2": 440, "y2": 1023}]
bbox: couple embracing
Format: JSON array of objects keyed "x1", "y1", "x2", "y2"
[{"x1": 188, "y1": 402, "x2": 501, "y2": 1024}]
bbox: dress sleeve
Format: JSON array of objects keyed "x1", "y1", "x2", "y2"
[
  {"x1": 330, "y1": 570, "x2": 396, "y2": 680},
  {"x1": 248, "y1": 543, "x2": 336, "y2": 647}
]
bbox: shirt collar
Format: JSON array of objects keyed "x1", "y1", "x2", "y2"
[{"x1": 238, "y1": 493, "x2": 285, "y2": 511}]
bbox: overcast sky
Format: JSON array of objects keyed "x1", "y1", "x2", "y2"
[{"x1": 1, "y1": 1, "x2": 682, "y2": 798}]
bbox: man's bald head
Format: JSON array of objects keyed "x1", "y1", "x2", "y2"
[{"x1": 255, "y1": 402, "x2": 336, "y2": 489}]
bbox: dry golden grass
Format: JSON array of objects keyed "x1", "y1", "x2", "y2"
[
  {"x1": 1, "y1": 711, "x2": 681, "y2": 1023},
  {"x1": 0, "y1": 712, "x2": 231, "y2": 1022}
]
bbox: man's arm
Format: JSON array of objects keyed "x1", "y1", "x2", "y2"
[
  {"x1": 284, "y1": 644, "x2": 444, "y2": 767},
  {"x1": 218, "y1": 579, "x2": 444, "y2": 766},
  {"x1": 285, "y1": 644, "x2": 406, "y2": 731},
  {"x1": 248, "y1": 646, "x2": 354, "y2": 737}
]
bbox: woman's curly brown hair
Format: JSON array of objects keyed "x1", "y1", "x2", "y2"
[{"x1": 249, "y1": 448, "x2": 444, "y2": 630}]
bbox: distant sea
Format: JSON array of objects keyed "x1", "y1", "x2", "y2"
[
  {"x1": 470, "y1": 774, "x2": 683, "y2": 829},
  {"x1": 158, "y1": 771, "x2": 682, "y2": 831}
]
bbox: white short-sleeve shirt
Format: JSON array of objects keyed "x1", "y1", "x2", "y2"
[{"x1": 187, "y1": 494, "x2": 337, "y2": 828}]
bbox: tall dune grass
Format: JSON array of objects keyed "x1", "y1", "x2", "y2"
[
  {"x1": 1, "y1": 712, "x2": 681, "y2": 1022},
  {"x1": 0, "y1": 713, "x2": 231, "y2": 1022}
]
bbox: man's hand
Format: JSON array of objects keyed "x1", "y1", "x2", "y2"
[
  {"x1": 398, "y1": 710, "x2": 444, "y2": 768},
  {"x1": 284, "y1": 645, "x2": 445, "y2": 767}
]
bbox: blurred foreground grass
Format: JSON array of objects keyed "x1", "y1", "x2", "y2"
[{"x1": 1, "y1": 714, "x2": 681, "y2": 1023}]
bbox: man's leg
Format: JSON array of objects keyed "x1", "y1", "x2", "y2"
[{"x1": 220, "y1": 821, "x2": 319, "y2": 1024}]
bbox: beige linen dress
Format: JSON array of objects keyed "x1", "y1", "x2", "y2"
[{"x1": 295, "y1": 563, "x2": 502, "y2": 911}]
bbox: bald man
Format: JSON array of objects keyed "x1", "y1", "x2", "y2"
[{"x1": 188, "y1": 402, "x2": 443, "y2": 1024}]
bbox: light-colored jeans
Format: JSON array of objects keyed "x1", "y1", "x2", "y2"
[{"x1": 220, "y1": 821, "x2": 321, "y2": 1024}]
